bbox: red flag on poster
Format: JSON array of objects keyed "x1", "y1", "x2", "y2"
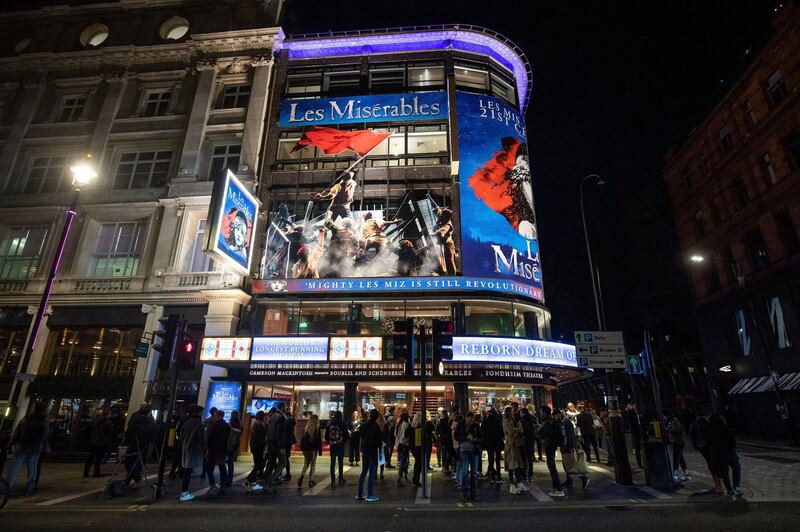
[{"x1": 291, "y1": 126, "x2": 391, "y2": 156}]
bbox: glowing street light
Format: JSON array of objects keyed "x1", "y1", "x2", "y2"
[
  {"x1": 70, "y1": 161, "x2": 98, "y2": 187},
  {"x1": 690, "y1": 255, "x2": 705, "y2": 262}
]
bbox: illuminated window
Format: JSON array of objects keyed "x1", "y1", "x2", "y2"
[
  {"x1": 323, "y1": 67, "x2": 360, "y2": 95},
  {"x1": 767, "y1": 296, "x2": 792, "y2": 349},
  {"x1": 408, "y1": 65, "x2": 444, "y2": 87},
  {"x1": 490, "y1": 72, "x2": 515, "y2": 104},
  {"x1": 112, "y1": 151, "x2": 171, "y2": 189},
  {"x1": 0, "y1": 225, "x2": 48, "y2": 279},
  {"x1": 286, "y1": 69, "x2": 322, "y2": 95},
  {"x1": 734, "y1": 309, "x2": 752, "y2": 357},
  {"x1": 188, "y1": 219, "x2": 214, "y2": 272},
  {"x1": 369, "y1": 65, "x2": 405, "y2": 91},
  {"x1": 159, "y1": 16, "x2": 189, "y2": 41},
  {"x1": 40, "y1": 326, "x2": 143, "y2": 378},
  {"x1": 91, "y1": 222, "x2": 144, "y2": 277},
  {"x1": 79, "y1": 23, "x2": 109, "y2": 48},
  {"x1": 455, "y1": 64, "x2": 489, "y2": 91}
]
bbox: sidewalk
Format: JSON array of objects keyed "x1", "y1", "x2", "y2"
[{"x1": 736, "y1": 435, "x2": 800, "y2": 453}]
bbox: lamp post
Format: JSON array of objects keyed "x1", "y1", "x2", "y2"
[
  {"x1": 689, "y1": 254, "x2": 792, "y2": 439},
  {"x1": 578, "y1": 174, "x2": 632, "y2": 485},
  {"x1": 10, "y1": 159, "x2": 97, "y2": 412}
]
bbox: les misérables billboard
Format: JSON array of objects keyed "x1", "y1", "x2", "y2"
[{"x1": 456, "y1": 92, "x2": 543, "y2": 302}]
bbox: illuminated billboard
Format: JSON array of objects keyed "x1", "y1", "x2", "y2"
[
  {"x1": 451, "y1": 337, "x2": 577, "y2": 368},
  {"x1": 330, "y1": 336, "x2": 383, "y2": 361},
  {"x1": 205, "y1": 381, "x2": 243, "y2": 422},
  {"x1": 200, "y1": 337, "x2": 251, "y2": 362},
  {"x1": 204, "y1": 169, "x2": 260, "y2": 275},
  {"x1": 251, "y1": 336, "x2": 329, "y2": 362},
  {"x1": 455, "y1": 92, "x2": 543, "y2": 302}
]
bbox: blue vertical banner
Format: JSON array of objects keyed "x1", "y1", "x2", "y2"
[
  {"x1": 205, "y1": 170, "x2": 260, "y2": 275},
  {"x1": 455, "y1": 92, "x2": 543, "y2": 302},
  {"x1": 204, "y1": 380, "x2": 243, "y2": 422}
]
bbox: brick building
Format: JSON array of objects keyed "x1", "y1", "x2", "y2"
[{"x1": 663, "y1": 4, "x2": 800, "y2": 436}]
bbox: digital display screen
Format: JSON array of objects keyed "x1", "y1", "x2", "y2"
[
  {"x1": 329, "y1": 336, "x2": 383, "y2": 361},
  {"x1": 451, "y1": 337, "x2": 576, "y2": 368},
  {"x1": 250, "y1": 336, "x2": 329, "y2": 362},
  {"x1": 200, "y1": 337, "x2": 251, "y2": 362}
]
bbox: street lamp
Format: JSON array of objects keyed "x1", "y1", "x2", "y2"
[
  {"x1": 579, "y1": 174, "x2": 606, "y2": 329},
  {"x1": 11, "y1": 158, "x2": 96, "y2": 411},
  {"x1": 687, "y1": 253, "x2": 792, "y2": 438}
]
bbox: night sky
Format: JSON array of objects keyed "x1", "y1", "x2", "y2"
[{"x1": 285, "y1": 0, "x2": 780, "y2": 350}]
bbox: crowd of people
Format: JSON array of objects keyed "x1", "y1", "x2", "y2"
[{"x1": 2, "y1": 399, "x2": 745, "y2": 502}]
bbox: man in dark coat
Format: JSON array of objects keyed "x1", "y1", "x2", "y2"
[
  {"x1": 83, "y1": 409, "x2": 114, "y2": 478},
  {"x1": 124, "y1": 403, "x2": 156, "y2": 487},
  {"x1": 482, "y1": 406, "x2": 504, "y2": 482},
  {"x1": 356, "y1": 409, "x2": 383, "y2": 502}
]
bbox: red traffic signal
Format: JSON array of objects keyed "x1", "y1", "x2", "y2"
[{"x1": 177, "y1": 334, "x2": 197, "y2": 371}]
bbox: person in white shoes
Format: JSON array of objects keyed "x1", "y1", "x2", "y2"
[
  {"x1": 502, "y1": 406, "x2": 527, "y2": 494},
  {"x1": 178, "y1": 405, "x2": 206, "y2": 502}
]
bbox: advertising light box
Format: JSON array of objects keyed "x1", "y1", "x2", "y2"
[
  {"x1": 250, "y1": 336, "x2": 329, "y2": 362},
  {"x1": 204, "y1": 169, "x2": 260, "y2": 275},
  {"x1": 204, "y1": 381, "x2": 243, "y2": 422},
  {"x1": 451, "y1": 337, "x2": 577, "y2": 368},
  {"x1": 200, "y1": 337, "x2": 251, "y2": 362},
  {"x1": 329, "y1": 336, "x2": 383, "y2": 361},
  {"x1": 456, "y1": 92, "x2": 543, "y2": 302}
]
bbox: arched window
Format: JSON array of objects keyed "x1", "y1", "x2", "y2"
[
  {"x1": 79, "y1": 23, "x2": 110, "y2": 48},
  {"x1": 159, "y1": 16, "x2": 190, "y2": 41}
]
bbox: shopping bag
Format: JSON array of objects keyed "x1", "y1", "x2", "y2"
[
  {"x1": 378, "y1": 448, "x2": 386, "y2": 466},
  {"x1": 576, "y1": 448, "x2": 589, "y2": 475},
  {"x1": 561, "y1": 451, "x2": 578, "y2": 475}
]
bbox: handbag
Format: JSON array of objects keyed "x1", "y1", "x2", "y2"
[
  {"x1": 576, "y1": 448, "x2": 589, "y2": 475},
  {"x1": 561, "y1": 451, "x2": 578, "y2": 475},
  {"x1": 378, "y1": 447, "x2": 386, "y2": 466}
]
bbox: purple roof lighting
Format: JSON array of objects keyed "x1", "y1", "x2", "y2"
[{"x1": 278, "y1": 26, "x2": 532, "y2": 111}]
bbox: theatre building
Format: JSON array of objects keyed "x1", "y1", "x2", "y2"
[{"x1": 200, "y1": 26, "x2": 589, "y2": 431}]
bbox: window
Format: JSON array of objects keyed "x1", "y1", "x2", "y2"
[
  {"x1": 25, "y1": 156, "x2": 70, "y2": 193},
  {"x1": 142, "y1": 90, "x2": 172, "y2": 117},
  {"x1": 455, "y1": 64, "x2": 489, "y2": 91},
  {"x1": 286, "y1": 68, "x2": 322, "y2": 95},
  {"x1": 767, "y1": 70, "x2": 788, "y2": 105},
  {"x1": 58, "y1": 96, "x2": 86, "y2": 122},
  {"x1": 208, "y1": 144, "x2": 241, "y2": 180},
  {"x1": 408, "y1": 65, "x2": 444, "y2": 87},
  {"x1": 220, "y1": 84, "x2": 251, "y2": 109},
  {"x1": 188, "y1": 219, "x2": 214, "y2": 272},
  {"x1": 323, "y1": 67, "x2": 360, "y2": 95},
  {"x1": 718, "y1": 126, "x2": 734, "y2": 153},
  {"x1": 490, "y1": 72, "x2": 516, "y2": 104},
  {"x1": 741, "y1": 100, "x2": 756, "y2": 127},
  {"x1": 79, "y1": 23, "x2": 109, "y2": 48},
  {"x1": 693, "y1": 210, "x2": 705, "y2": 239},
  {"x1": 91, "y1": 222, "x2": 144, "y2": 277},
  {"x1": 767, "y1": 296, "x2": 791, "y2": 349},
  {"x1": 406, "y1": 125, "x2": 448, "y2": 154},
  {"x1": 369, "y1": 65, "x2": 405, "y2": 91},
  {"x1": 732, "y1": 177, "x2": 749, "y2": 209},
  {"x1": 112, "y1": 151, "x2": 171, "y2": 189},
  {"x1": 745, "y1": 227, "x2": 769, "y2": 271},
  {"x1": 760, "y1": 153, "x2": 777, "y2": 184},
  {"x1": 775, "y1": 211, "x2": 800, "y2": 254},
  {"x1": 682, "y1": 167, "x2": 694, "y2": 190},
  {"x1": 40, "y1": 325, "x2": 143, "y2": 378},
  {"x1": 159, "y1": 16, "x2": 189, "y2": 41},
  {"x1": 0, "y1": 226, "x2": 48, "y2": 279},
  {"x1": 734, "y1": 309, "x2": 752, "y2": 357},
  {"x1": 786, "y1": 127, "x2": 800, "y2": 168}
]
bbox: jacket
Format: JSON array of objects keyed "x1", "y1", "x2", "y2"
[
  {"x1": 690, "y1": 417, "x2": 709, "y2": 450},
  {"x1": 540, "y1": 415, "x2": 563, "y2": 450},
  {"x1": 482, "y1": 410, "x2": 504, "y2": 450},
  {"x1": 11, "y1": 413, "x2": 46, "y2": 453},
  {"x1": 436, "y1": 415, "x2": 452, "y2": 445},
  {"x1": 576, "y1": 411, "x2": 595, "y2": 437},
  {"x1": 125, "y1": 409, "x2": 156, "y2": 447},
  {"x1": 706, "y1": 421, "x2": 736, "y2": 457},
  {"x1": 179, "y1": 415, "x2": 206, "y2": 470},
  {"x1": 89, "y1": 417, "x2": 115, "y2": 448},
  {"x1": 324, "y1": 418, "x2": 349, "y2": 446},
  {"x1": 459, "y1": 421, "x2": 483, "y2": 453},
  {"x1": 395, "y1": 419, "x2": 411, "y2": 447},
  {"x1": 520, "y1": 413, "x2": 536, "y2": 444},
  {"x1": 561, "y1": 418, "x2": 578, "y2": 452},
  {"x1": 301, "y1": 428, "x2": 323, "y2": 454},
  {"x1": 249, "y1": 418, "x2": 267, "y2": 449},
  {"x1": 358, "y1": 419, "x2": 383, "y2": 459},
  {"x1": 503, "y1": 417, "x2": 525, "y2": 469},
  {"x1": 207, "y1": 418, "x2": 231, "y2": 465},
  {"x1": 668, "y1": 419, "x2": 686, "y2": 445},
  {"x1": 283, "y1": 415, "x2": 297, "y2": 449}
]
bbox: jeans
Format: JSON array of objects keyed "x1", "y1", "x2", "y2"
[
  {"x1": 207, "y1": 463, "x2": 226, "y2": 487},
  {"x1": 358, "y1": 452, "x2": 378, "y2": 498},
  {"x1": 545, "y1": 447, "x2": 561, "y2": 490},
  {"x1": 225, "y1": 449, "x2": 237, "y2": 485},
  {"x1": 247, "y1": 445, "x2": 265, "y2": 483},
  {"x1": 460, "y1": 448, "x2": 480, "y2": 499},
  {"x1": 5, "y1": 449, "x2": 40, "y2": 491},
  {"x1": 412, "y1": 446, "x2": 430, "y2": 484},
  {"x1": 533, "y1": 438, "x2": 543, "y2": 460},
  {"x1": 672, "y1": 443, "x2": 687, "y2": 472},
  {"x1": 580, "y1": 434, "x2": 601, "y2": 462},
  {"x1": 265, "y1": 445, "x2": 286, "y2": 484},
  {"x1": 715, "y1": 451, "x2": 741, "y2": 492},
  {"x1": 330, "y1": 444, "x2": 345, "y2": 482},
  {"x1": 523, "y1": 445, "x2": 534, "y2": 479},
  {"x1": 84, "y1": 444, "x2": 107, "y2": 477},
  {"x1": 397, "y1": 444, "x2": 410, "y2": 479}
]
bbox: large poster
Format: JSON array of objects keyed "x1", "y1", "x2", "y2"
[
  {"x1": 456, "y1": 92, "x2": 543, "y2": 302},
  {"x1": 204, "y1": 170, "x2": 260, "y2": 275},
  {"x1": 204, "y1": 381, "x2": 243, "y2": 422}
]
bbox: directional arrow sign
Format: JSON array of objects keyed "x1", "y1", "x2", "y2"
[
  {"x1": 574, "y1": 331, "x2": 624, "y2": 345},
  {"x1": 578, "y1": 356, "x2": 626, "y2": 369},
  {"x1": 577, "y1": 345, "x2": 626, "y2": 355}
]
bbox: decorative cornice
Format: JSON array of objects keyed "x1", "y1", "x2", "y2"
[
  {"x1": 103, "y1": 70, "x2": 128, "y2": 82},
  {"x1": 226, "y1": 57, "x2": 247, "y2": 74},
  {"x1": 195, "y1": 59, "x2": 217, "y2": 72},
  {"x1": 251, "y1": 55, "x2": 274, "y2": 68}
]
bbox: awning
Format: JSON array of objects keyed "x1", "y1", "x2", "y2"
[{"x1": 727, "y1": 372, "x2": 800, "y2": 394}]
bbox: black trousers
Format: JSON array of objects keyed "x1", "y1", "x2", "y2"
[
  {"x1": 580, "y1": 434, "x2": 601, "y2": 462},
  {"x1": 84, "y1": 445, "x2": 106, "y2": 477},
  {"x1": 247, "y1": 445, "x2": 265, "y2": 482},
  {"x1": 486, "y1": 448, "x2": 502, "y2": 479}
]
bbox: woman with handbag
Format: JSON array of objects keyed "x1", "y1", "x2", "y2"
[
  {"x1": 298, "y1": 415, "x2": 323, "y2": 489},
  {"x1": 502, "y1": 406, "x2": 527, "y2": 494},
  {"x1": 557, "y1": 409, "x2": 589, "y2": 489}
]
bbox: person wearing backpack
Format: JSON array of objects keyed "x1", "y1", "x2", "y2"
[
  {"x1": 539, "y1": 405, "x2": 565, "y2": 497},
  {"x1": 5, "y1": 402, "x2": 47, "y2": 494},
  {"x1": 298, "y1": 414, "x2": 323, "y2": 489},
  {"x1": 394, "y1": 410, "x2": 411, "y2": 486},
  {"x1": 326, "y1": 410, "x2": 349, "y2": 487}
]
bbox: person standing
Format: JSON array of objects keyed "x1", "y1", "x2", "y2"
[
  {"x1": 502, "y1": 406, "x2": 528, "y2": 494},
  {"x1": 83, "y1": 409, "x2": 114, "y2": 478},
  {"x1": 690, "y1": 410, "x2": 721, "y2": 492},
  {"x1": 246, "y1": 411, "x2": 268, "y2": 492},
  {"x1": 298, "y1": 414, "x2": 323, "y2": 489},
  {"x1": 519, "y1": 406, "x2": 536, "y2": 482},
  {"x1": 206, "y1": 410, "x2": 231, "y2": 495},
  {"x1": 394, "y1": 410, "x2": 411, "y2": 486},
  {"x1": 124, "y1": 403, "x2": 156, "y2": 488},
  {"x1": 265, "y1": 404, "x2": 287, "y2": 486},
  {"x1": 169, "y1": 407, "x2": 189, "y2": 479},
  {"x1": 667, "y1": 413, "x2": 689, "y2": 480},
  {"x1": 326, "y1": 410, "x2": 349, "y2": 487},
  {"x1": 376, "y1": 409, "x2": 390, "y2": 479},
  {"x1": 178, "y1": 405, "x2": 206, "y2": 502},
  {"x1": 451, "y1": 413, "x2": 464, "y2": 488},
  {"x1": 4, "y1": 402, "x2": 47, "y2": 494},
  {"x1": 624, "y1": 404, "x2": 643, "y2": 468},
  {"x1": 599, "y1": 409, "x2": 614, "y2": 465},
  {"x1": 539, "y1": 406, "x2": 565, "y2": 497},
  {"x1": 576, "y1": 405, "x2": 600, "y2": 463},
  {"x1": 225, "y1": 411, "x2": 242, "y2": 487},
  {"x1": 706, "y1": 413, "x2": 743, "y2": 496},
  {"x1": 281, "y1": 403, "x2": 297, "y2": 481},
  {"x1": 435, "y1": 408, "x2": 452, "y2": 475},
  {"x1": 457, "y1": 411, "x2": 482, "y2": 501},
  {"x1": 356, "y1": 408, "x2": 382, "y2": 502},
  {"x1": 482, "y1": 405, "x2": 504, "y2": 483},
  {"x1": 348, "y1": 410, "x2": 362, "y2": 466},
  {"x1": 558, "y1": 408, "x2": 589, "y2": 489},
  {"x1": 385, "y1": 406, "x2": 396, "y2": 469}
]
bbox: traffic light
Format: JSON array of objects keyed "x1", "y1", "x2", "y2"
[
  {"x1": 432, "y1": 319, "x2": 454, "y2": 361},
  {"x1": 177, "y1": 334, "x2": 197, "y2": 371},
  {"x1": 393, "y1": 319, "x2": 414, "y2": 376},
  {"x1": 154, "y1": 314, "x2": 180, "y2": 370}
]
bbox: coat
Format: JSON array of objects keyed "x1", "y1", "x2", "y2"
[
  {"x1": 207, "y1": 418, "x2": 231, "y2": 465},
  {"x1": 482, "y1": 410, "x2": 504, "y2": 450},
  {"x1": 502, "y1": 417, "x2": 525, "y2": 470},
  {"x1": 180, "y1": 416, "x2": 206, "y2": 470},
  {"x1": 359, "y1": 419, "x2": 383, "y2": 460}
]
